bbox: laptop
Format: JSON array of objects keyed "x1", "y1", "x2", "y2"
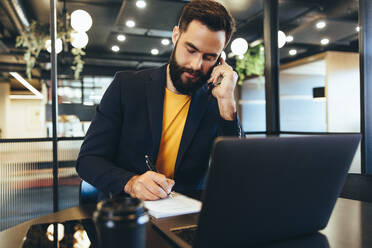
[{"x1": 152, "y1": 135, "x2": 360, "y2": 247}]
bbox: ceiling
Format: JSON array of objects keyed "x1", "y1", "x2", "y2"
[{"x1": 0, "y1": 0, "x2": 359, "y2": 82}]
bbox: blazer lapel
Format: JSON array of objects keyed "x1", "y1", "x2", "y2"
[
  {"x1": 174, "y1": 86, "x2": 210, "y2": 175},
  {"x1": 146, "y1": 65, "x2": 167, "y2": 161}
]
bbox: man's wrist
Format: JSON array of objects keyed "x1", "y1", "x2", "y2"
[
  {"x1": 217, "y1": 97, "x2": 236, "y2": 120},
  {"x1": 124, "y1": 175, "x2": 139, "y2": 193}
]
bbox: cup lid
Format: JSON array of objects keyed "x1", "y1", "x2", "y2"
[{"x1": 95, "y1": 196, "x2": 146, "y2": 218}]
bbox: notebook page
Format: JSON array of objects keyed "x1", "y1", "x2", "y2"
[{"x1": 144, "y1": 192, "x2": 202, "y2": 218}]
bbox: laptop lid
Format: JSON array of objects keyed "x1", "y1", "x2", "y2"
[{"x1": 195, "y1": 134, "x2": 360, "y2": 247}]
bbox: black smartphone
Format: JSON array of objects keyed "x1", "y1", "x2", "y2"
[{"x1": 207, "y1": 54, "x2": 222, "y2": 91}]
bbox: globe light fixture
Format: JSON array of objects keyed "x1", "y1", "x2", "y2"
[
  {"x1": 71, "y1": 9, "x2": 92, "y2": 32},
  {"x1": 289, "y1": 49, "x2": 297, "y2": 56},
  {"x1": 45, "y1": 38, "x2": 63, "y2": 54},
  {"x1": 161, "y1": 39, "x2": 170, "y2": 46},
  {"x1": 316, "y1": 21, "x2": 326, "y2": 29},
  {"x1": 71, "y1": 32, "x2": 89, "y2": 48},
  {"x1": 46, "y1": 224, "x2": 65, "y2": 242},
  {"x1": 231, "y1": 38, "x2": 248, "y2": 56},
  {"x1": 320, "y1": 38, "x2": 329, "y2": 45},
  {"x1": 356, "y1": 26, "x2": 360, "y2": 32},
  {"x1": 136, "y1": 0, "x2": 146, "y2": 8},
  {"x1": 151, "y1": 48, "x2": 159, "y2": 55},
  {"x1": 126, "y1": 20, "x2": 135, "y2": 28},
  {"x1": 111, "y1": 45, "x2": 120, "y2": 52},
  {"x1": 117, "y1": 34, "x2": 126, "y2": 42},
  {"x1": 278, "y1": 30, "x2": 286, "y2": 48}
]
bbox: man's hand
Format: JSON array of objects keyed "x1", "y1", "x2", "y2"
[
  {"x1": 208, "y1": 57, "x2": 238, "y2": 121},
  {"x1": 124, "y1": 171, "x2": 175, "y2": 200}
]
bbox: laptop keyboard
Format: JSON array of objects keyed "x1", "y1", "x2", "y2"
[{"x1": 171, "y1": 226, "x2": 198, "y2": 246}]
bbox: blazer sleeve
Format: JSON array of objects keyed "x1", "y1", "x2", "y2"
[
  {"x1": 217, "y1": 114, "x2": 244, "y2": 137},
  {"x1": 76, "y1": 72, "x2": 135, "y2": 196}
]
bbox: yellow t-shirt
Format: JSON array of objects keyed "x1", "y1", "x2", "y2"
[{"x1": 156, "y1": 88, "x2": 191, "y2": 178}]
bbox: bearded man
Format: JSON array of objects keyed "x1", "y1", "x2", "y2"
[{"x1": 77, "y1": 0, "x2": 243, "y2": 201}]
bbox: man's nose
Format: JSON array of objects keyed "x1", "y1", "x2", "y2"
[{"x1": 190, "y1": 55, "x2": 202, "y2": 71}]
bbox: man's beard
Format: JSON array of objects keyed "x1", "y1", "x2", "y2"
[{"x1": 168, "y1": 46, "x2": 212, "y2": 96}]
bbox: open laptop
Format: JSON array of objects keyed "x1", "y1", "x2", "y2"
[{"x1": 152, "y1": 135, "x2": 360, "y2": 247}]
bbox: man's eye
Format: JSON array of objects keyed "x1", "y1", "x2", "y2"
[{"x1": 187, "y1": 49, "x2": 196, "y2": 54}]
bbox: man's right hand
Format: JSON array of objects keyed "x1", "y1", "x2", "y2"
[{"x1": 124, "y1": 171, "x2": 175, "y2": 200}]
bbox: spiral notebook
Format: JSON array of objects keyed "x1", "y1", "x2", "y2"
[{"x1": 144, "y1": 192, "x2": 202, "y2": 218}]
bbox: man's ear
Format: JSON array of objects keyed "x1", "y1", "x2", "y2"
[{"x1": 172, "y1": 26, "x2": 180, "y2": 45}]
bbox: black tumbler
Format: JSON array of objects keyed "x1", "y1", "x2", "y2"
[{"x1": 93, "y1": 196, "x2": 149, "y2": 248}]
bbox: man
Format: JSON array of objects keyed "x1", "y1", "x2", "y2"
[{"x1": 76, "y1": 0, "x2": 243, "y2": 201}]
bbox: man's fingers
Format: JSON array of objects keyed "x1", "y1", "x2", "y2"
[
  {"x1": 166, "y1": 178, "x2": 175, "y2": 188},
  {"x1": 133, "y1": 182, "x2": 160, "y2": 200},
  {"x1": 139, "y1": 190, "x2": 160, "y2": 201},
  {"x1": 147, "y1": 172, "x2": 173, "y2": 194},
  {"x1": 143, "y1": 178, "x2": 168, "y2": 198}
]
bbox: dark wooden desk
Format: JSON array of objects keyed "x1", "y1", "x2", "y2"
[{"x1": 1, "y1": 198, "x2": 372, "y2": 248}]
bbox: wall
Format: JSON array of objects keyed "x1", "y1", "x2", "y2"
[
  {"x1": 325, "y1": 51, "x2": 360, "y2": 173},
  {"x1": 240, "y1": 65, "x2": 326, "y2": 132},
  {"x1": 7, "y1": 99, "x2": 46, "y2": 138},
  {"x1": 0, "y1": 83, "x2": 10, "y2": 138}
]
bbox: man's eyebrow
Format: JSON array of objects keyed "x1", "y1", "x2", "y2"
[{"x1": 185, "y1": 42, "x2": 218, "y2": 58}]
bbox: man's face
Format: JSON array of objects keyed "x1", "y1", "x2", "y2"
[{"x1": 169, "y1": 20, "x2": 226, "y2": 95}]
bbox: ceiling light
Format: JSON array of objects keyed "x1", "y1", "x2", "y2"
[
  {"x1": 45, "y1": 39, "x2": 63, "y2": 54},
  {"x1": 231, "y1": 38, "x2": 248, "y2": 55},
  {"x1": 356, "y1": 26, "x2": 360, "y2": 32},
  {"x1": 221, "y1": 51, "x2": 226, "y2": 60},
  {"x1": 161, "y1": 39, "x2": 170, "y2": 45},
  {"x1": 10, "y1": 72, "x2": 43, "y2": 99},
  {"x1": 151, "y1": 48, "x2": 159, "y2": 55},
  {"x1": 71, "y1": 32, "x2": 89, "y2": 48},
  {"x1": 117, "y1": 34, "x2": 126, "y2": 42},
  {"x1": 289, "y1": 49, "x2": 297, "y2": 56},
  {"x1": 286, "y1": 35, "x2": 294, "y2": 42},
  {"x1": 126, "y1": 20, "x2": 135, "y2": 28},
  {"x1": 111, "y1": 45, "x2": 120, "y2": 52},
  {"x1": 9, "y1": 95, "x2": 44, "y2": 99},
  {"x1": 136, "y1": 0, "x2": 146, "y2": 8},
  {"x1": 71, "y1": 9, "x2": 92, "y2": 32},
  {"x1": 316, "y1": 21, "x2": 326, "y2": 29},
  {"x1": 278, "y1": 30, "x2": 286, "y2": 48},
  {"x1": 320, "y1": 38, "x2": 329, "y2": 45}
]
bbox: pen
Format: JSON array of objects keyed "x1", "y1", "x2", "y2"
[
  {"x1": 145, "y1": 154, "x2": 173, "y2": 196},
  {"x1": 145, "y1": 155, "x2": 158, "y2": 172}
]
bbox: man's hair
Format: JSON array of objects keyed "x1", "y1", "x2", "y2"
[{"x1": 178, "y1": 0, "x2": 236, "y2": 46}]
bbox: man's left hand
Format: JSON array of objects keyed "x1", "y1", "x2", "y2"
[{"x1": 208, "y1": 57, "x2": 238, "y2": 121}]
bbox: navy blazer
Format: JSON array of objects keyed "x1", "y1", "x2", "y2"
[{"x1": 76, "y1": 64, "x2": 242, "y2": 199}]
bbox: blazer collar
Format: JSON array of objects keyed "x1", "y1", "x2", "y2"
[
  {"x1": 146, "y1": 64, "x2": 167, "y2": 161},
  {"x1": 174, "y1": 84, "x2": 210, "y2": 175}
]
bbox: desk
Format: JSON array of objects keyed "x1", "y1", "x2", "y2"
[{"x1": 1, "y1": 197, "x2": 372, "y2": 248}]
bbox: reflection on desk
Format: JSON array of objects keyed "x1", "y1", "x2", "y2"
[
  {"x1": 0, "y1": 197, "x2": 372, "y2": 248},
  {"x1": 20, "y1": 218, "x2": 330, "y2": 248}
]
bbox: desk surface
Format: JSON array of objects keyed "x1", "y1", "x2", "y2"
[{"x1": 1, "y1": 197, "x2": 372, "y2": 248}]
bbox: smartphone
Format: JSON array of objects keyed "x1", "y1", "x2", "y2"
[{"x1": 207, "y1": 54, "x2": 222, "y2": 91}]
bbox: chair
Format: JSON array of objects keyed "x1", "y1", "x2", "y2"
[
  {"x1": 79, "y1": 180, "x2": 99, "y2": 205},
  {"x1": 340, "y1": 173, "x2": 372, "y2": 203}
]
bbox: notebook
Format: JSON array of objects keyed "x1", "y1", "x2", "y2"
[{"x1": 144, "y1": 192, "x2": 202, "y2": 218}]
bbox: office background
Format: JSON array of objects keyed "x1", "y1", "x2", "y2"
[{"x1": 0, "y1": 0, "x2": 369, "y2": 232}]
